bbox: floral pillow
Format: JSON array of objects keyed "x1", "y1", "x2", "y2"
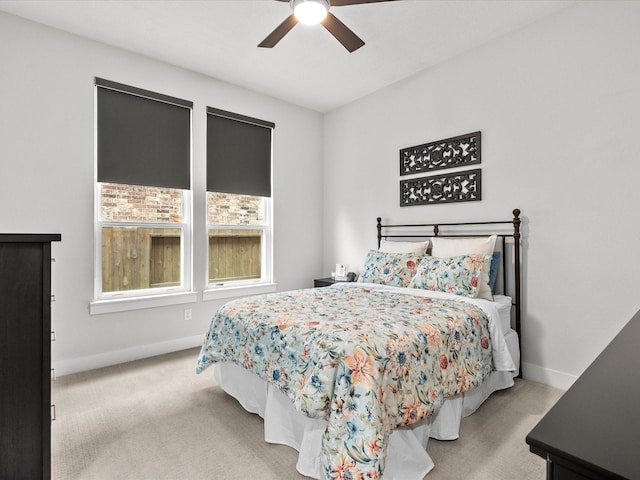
[
  {"x1": 430, "y1": 236, "x2": 497, "y2": 301},
  {"x1": 407, "y1": 253, "x2": 490, "y2": 298},
  {"x1": 359, "y1": 250, "x2": 423, "y2": 288}
]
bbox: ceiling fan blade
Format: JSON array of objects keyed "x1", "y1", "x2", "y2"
[
  {"x1": 330, "y1": 0, "x2": 397, "y2": 6},
  {"x1": 321, "y1": 12, "x2": 365, "y2": 52},
  {"x1": 258, "y1": 14, "x2": 299, "y2": 48}
]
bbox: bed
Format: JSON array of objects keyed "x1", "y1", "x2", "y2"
[{"x1": 197, "y1": 209, "x2": 522, "y2": 480}]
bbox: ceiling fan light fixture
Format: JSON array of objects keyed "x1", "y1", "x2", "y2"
[{"x1": 291, "y1": 0, "x2": 329, "y2": 25}]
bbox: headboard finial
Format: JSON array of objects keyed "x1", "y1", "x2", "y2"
[
  {"x1": 376, "y1": 217, "x2": 382, "y2": 248},
  {"x1": 513, "y1": 209, "x2": 521, "y2": 239}
]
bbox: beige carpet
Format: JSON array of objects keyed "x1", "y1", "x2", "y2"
[{"x1": 52, "y1": 348, "x2": 563, "y2": 480}]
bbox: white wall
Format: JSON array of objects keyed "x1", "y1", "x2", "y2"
[
  {"x1": 323, "y1": 1, "x2": 640, "y2": 390},
  {"x1": 0, "y1": 12, "x2": 324, "y2": 375}
]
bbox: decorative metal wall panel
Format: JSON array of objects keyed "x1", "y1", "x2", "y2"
[
  {"x1": 400, "y1": 131, "x2": 481, "y2": 176},
  {"x1": 400, "y1": 169, "x2": 481, "y2": 206}
]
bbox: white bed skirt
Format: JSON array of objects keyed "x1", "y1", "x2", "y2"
[{"x1": 215, "y1": 329, "x2": 520, "y2": 480}]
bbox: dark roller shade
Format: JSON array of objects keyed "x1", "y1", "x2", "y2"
[
  {"x1": 207, "y1": 108, "x2": 273, "y2": 198},
  {"x1": 96, "y1": 78, "x2": 192, "y2": 190}
]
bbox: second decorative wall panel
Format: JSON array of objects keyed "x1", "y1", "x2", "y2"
[{"x1": 400, "y1": 168, "x2": 481, "y2": 206}]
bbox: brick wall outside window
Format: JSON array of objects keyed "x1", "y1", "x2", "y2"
[
  {"x1": 100, "y1": 183, "x2": 264, "y2": 225},
  {"x1": 101, "y1": 183, "x2": 183, "y2": 223}
]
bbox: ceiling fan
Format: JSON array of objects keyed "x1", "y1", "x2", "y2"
[{"x1": 259, "y1": 0, "x2": 396, "y2": 53}]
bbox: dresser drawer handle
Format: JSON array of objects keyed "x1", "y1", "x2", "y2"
[
  {"x1": 51, "y1": 404, "x2": 56, "y2": 422},
  {"x1": 51, "y1": 331, "x2": 56, "y2": 342}
]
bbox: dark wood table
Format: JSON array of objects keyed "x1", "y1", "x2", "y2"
[
  {"x1": 526, "y1": 309, "x2": 640, "y2": 479},
  {"x1": 314, "y1": 277, "x2": 336, "y2": 287}
]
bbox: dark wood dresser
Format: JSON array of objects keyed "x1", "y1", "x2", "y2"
[
  {"x1": 526, "y1": 309, "x2": 640, "y2": 479},
  {"x1": 0, "y1": 234, "x2": 61, "y2": 480}
]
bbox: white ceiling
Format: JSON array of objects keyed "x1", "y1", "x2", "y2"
[{"x1": 0, "y1": 0, "x2": 576, "y2": 112}]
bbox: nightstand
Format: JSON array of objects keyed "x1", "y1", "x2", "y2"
[{"x1": 314, "y1": 277, "x2": 337, "y2": 287}]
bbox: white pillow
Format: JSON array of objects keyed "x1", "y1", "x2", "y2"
[
  {"x1": 379, "y1": 239, "x2": 430, "y2": 254},
  {"x1": 493, "y1": 294, "x2": 513, "y2": 333},
  {"x1": 430, "y1": 235, "x2": 497, "y2": 300}
]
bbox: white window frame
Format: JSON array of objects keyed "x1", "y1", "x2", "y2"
[
  {"x1": 90, "y1": 184, "x2": 195, "y2": 314},
  {"x1": 203, "y1": 193, "x2": 275, "y2": 301}
]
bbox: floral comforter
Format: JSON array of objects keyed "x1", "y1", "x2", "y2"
[{"x1": 197, "y1": 284, "x2": 501, "y2": 479}]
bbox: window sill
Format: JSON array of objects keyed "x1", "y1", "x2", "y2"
[
  {"x1": 90, "y1": 291, "x2": 198, "y2": 315},
  {"x1": 203, "y1": 282, "x2": 277, "y2": 302}
]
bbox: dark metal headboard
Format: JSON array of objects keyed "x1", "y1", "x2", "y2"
[{"x1": 376, "y1": 209, "x2": 522, "y2": 376}]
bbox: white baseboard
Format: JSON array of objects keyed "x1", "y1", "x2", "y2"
[
  {"x1": 52, "y1": 335, "x2": 204, "y2": 377},
  {"x1": 522, "y1": 361, "x2": 578, "y2": 391}
]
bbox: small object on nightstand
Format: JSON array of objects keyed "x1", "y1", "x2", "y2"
[{"x1": 335, "y1": 263, "x2": 348, "y2": 280}]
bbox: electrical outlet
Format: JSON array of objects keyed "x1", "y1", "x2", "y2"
[{"x1": 184, "y1": 309, "x2": 192, "y2": 321}]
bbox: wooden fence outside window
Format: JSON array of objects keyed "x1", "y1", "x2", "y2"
[{"x1": 102, "y1": 228, "x2": 260, "y2": 292}]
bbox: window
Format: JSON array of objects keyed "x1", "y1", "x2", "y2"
[
  {"x1": 207, "y1": 192, "x2": 266, "y2": 284},
  {"x1": 206, "y1": 108, "x2": 274, "y2": 290},
  {"x1": 94, "y1": 78, "x2": 192, "y2": 305},
  {"x1": 98, "y1": 183, "x2": 186, "y2": 294}
]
